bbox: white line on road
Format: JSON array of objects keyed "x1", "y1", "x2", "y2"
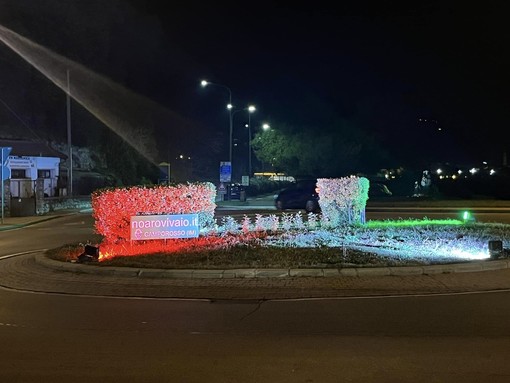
[{"x1": 0, "y1": 249, "x2": 48, "y2": 260}]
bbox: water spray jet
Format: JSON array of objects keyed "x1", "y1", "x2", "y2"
[{"x1": 0, "y1": 24, "x2": 207, "y2": 168}]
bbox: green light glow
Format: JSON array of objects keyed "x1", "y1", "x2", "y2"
[{"x1": 364, "y1": 218, "x2": 464, "y2": 229}]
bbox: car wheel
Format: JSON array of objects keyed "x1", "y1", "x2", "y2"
[
  {"x1": 275, "y1": 200, "x2": 284, "y2": 210},
  {"x1": 305, "y1": 200, "x2": 318, "y2": 213}
]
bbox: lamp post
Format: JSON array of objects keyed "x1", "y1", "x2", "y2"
[
  {"x1": 66, "y1": 69, "x2": 73, "y2": 196},
  {"x1": 231, "y1": 105, "x2": 256, "y2": 178},
  {"x1": 200, "y1": 80, "x2": 233, "y2": 169},
  {"x1": 246, "y1": 105, "x2": 256, "y2": 177},
  {"x1": 260, "y1": 123, "x2": 270, "y2": 173}
]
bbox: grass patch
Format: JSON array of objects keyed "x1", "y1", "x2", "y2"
[
  {"x1": 45, "y1": 243, "x2": 430, "y2": 269},
  {"x1": 46, "y1": 218, "x2": 510, "y2": 269}
]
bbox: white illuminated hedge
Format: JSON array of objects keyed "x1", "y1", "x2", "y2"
[{"x1": 317, "y1": 176, "x2": 369, "y2": 226}]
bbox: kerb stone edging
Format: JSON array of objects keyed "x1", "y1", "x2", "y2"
[{"x1": 34, "y1": 253, "x2": 510, "y2": 280}]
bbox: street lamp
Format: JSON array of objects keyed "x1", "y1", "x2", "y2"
[
  {"x1": 259, "y1": 123, "x2": 270, "y2": 173},
  {"x1": 200, "y1": 80, "x2": 233, "y2": 170},
  {"x1": 246, "y1": 105, "x2": 256, "y2": 177},
  {"x1": 66, "y1": 69, "x2": 73, "y2": 196},
  {"x1": 231, "y1": 105, "x2": 256, "y2": 177}
]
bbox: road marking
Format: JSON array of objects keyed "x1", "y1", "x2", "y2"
[
  {"x1": 273, "y1": 288, "x2": 510, "y2": 302},
  {"x1": 0, "y1": 249, "x2": 48, "y2": 260}
]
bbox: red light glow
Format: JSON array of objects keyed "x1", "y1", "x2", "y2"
[
  {"x1": 97, "y1": 231, "x2": 267, "y2": 261},
  {"x1": 91, "y1": 183, "x2": 216, "y2": 243}
]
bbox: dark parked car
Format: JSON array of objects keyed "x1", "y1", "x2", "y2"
[
  {"x1": 274, "y1": 179, "x2": 320, "y2": 213},
  {"x1": 227, "y1": 183, "x2": 246, "y2": 201},
  {"x1": 274, "y1": 179, "x2": 392, "y2": 212}
]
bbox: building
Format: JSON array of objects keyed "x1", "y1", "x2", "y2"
[{"x1": 0, "y1": 139, "x2": 66, "y2": 199}]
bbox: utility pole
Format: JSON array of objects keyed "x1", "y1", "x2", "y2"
[{"x1": 66, "y1": 69, "x2": 72, "y2": 196}]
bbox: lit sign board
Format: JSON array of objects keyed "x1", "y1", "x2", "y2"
[{"x1": 130, "y1": 214, "x2": 199, "y2": 240}]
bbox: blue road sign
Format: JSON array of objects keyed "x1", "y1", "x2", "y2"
[
  {"x1": 1, "y1": 147, "x2": 11, "y2": 181},
  {"x1": 219, "y1": 161, "x2": 232, "y2": 183},
  {"x1": 1, "y1": 165, "x2": 10, "y2": 181},
  {"x1": 1, "y1": 147, "x2": 11, "y2": 165}
]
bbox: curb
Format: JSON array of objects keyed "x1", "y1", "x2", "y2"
[
  {"x1": 35, "y1": 253, "x2": 510, "y2": 280},
  {"x1": 0, "y1": 215, "x2": 65, "y2": 231}
]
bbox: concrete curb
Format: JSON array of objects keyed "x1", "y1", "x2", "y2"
[{"x1": 35, "y1": 253, "x2": 510, "y2": 280}]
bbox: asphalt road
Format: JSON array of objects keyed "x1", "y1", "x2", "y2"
[
  {"x1": 1, "y1": 285, "x2": 510, "y2": 383},
  {"x1": 1, "y1": 212, "x2": 510, "y2": 381}
]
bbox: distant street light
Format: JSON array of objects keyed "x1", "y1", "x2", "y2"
[
  {"x1": 231, "y1": 105, "x2": 256, "y2": 177},
  {"x1": 247, "y1": 105, "x2": 256, "y2": 176},
  {"x1": 259, "y1": 123, "x2": 271, "y2": 173},
  {"x1": 200, "y1": 80, "x2": 233, "y2": 173}
]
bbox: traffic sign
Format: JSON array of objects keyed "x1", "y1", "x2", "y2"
[
  {"x1": 0, "y1": 146, "x2": 11, "y2": 223},
  {"x1": 219, "y1": 161, "x2": 232, "y2": 183},
  {"x1": 1, "y1": 165, "x2": 10, "y2": 181},
  {"x1": 1, "y1": 147, "x2": 11, "y2": 165},
  {"x1": 1, "y1": 147, "x2": 11, "y2": 181}
]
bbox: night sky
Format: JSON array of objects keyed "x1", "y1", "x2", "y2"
[{"x1": 0, "y1": 1, "x2": 509, "y2": 171}]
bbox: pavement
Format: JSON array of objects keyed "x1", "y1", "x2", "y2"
[{"x1": 1, "y1": 197, "x2": 510, "y2": 300}]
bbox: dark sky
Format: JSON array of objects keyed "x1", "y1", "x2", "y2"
[
  {"x1": 0, "y1": 1, "x2": 509, "y2": 169},
  {"x1": 139, "y1": 1, "x2": 510, "y2": 167}
]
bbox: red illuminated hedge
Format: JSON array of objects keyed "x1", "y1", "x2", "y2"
[{"x1": 91, "y1": 182, "x2": 216, "y2": 243}]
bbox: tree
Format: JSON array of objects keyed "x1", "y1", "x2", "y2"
[
  {"x1": 99, "y1": 129, "x2": 159, "y2": 186},
  {"x1": 252, "y1": 120, "x2": 389, "y2": 177},
  {"x1": 251, "y1": 128, "x2": 291, "y2": 173}
]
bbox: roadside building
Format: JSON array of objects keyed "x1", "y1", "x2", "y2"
[
  {"x1": 0, "y1": 139, "x2": 66, "y2": 198},
  {"x1": 0, "y1": 139, "x2": 66, "y2": 216}
]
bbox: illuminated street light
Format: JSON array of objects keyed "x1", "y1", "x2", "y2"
[
  {"x1": 200, "y1": 80, "x2": 234, "y2": 178},
  {"x1": 231, "y1": 105, "x2": 256, "y2": 177},
  {"x1": 258, "y1": 123, "x2": 271, "y2": 172},
  {"x1": 247, "y1": 105, "x2": 256, "y2": 176}
]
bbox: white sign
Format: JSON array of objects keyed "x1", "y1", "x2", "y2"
[
  {"x1": 8, "y1": 158, "x2": 34, "y2": 167},
  {"x1": 130, "y1": 214, "x2": 199, "y2": 240}
]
